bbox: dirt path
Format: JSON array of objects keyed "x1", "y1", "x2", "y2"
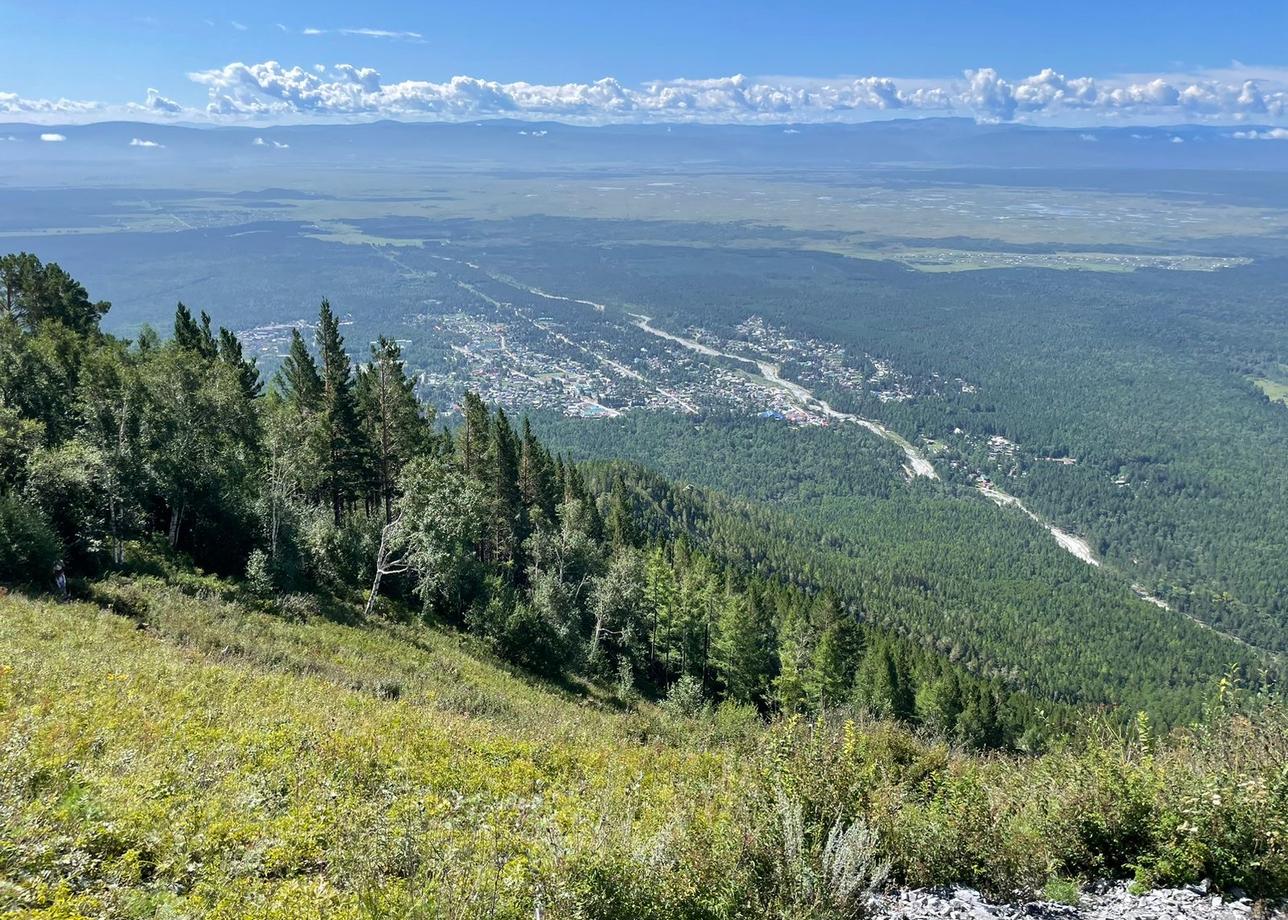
[{"x1": 979, "y1": 485, "x2": 1100, "y2": 566}]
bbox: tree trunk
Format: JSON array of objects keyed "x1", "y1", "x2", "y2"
[
  {"x1": 167, "y1": 502, "x2": 184, "y2": 548},
  {"x1": 364, "y1": 515, "x2": 405, "y2": 618}
]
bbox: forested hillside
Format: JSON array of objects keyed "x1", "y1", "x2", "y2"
[
  {"x1": 2, "y1": 252, "x2": 1287, "y2": 914},
  {"x1": 0, "y1": 252, "x2": 1063, "y2": 748},
  {"x1": 475, "y1": 236, "x2": 1288, "y2": 655},
  {"x1": 539, "y1": 414, "x2": 1279, "y2": 725}
]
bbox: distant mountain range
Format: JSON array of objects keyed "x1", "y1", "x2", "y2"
[{"x1": 5, "y1": 117, "x2": 1288, "y2": 176}]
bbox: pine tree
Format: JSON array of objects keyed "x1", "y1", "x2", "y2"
[
  {"x1": 173, "y1": 303, "x2": 217, "y2": 359},
  {"x1": 457, "y1": 391, "x2": 490, "y2": 479},
  {"x1": 486, "y1": 408, "x2": 524, "y2": 571},
  {"x1": 518, "y1": 417, "x2": 557, "y2": 523},
  {"x1": 356, "y1": 336, "x2": 429, "y2": 522},
  {"x1": 855, "y1": 639, "x2": 914, "y2": 721},
  {"x1": 712, "y1": 586, "x2": 776, "y2": 706},
  {"x1": 0, "y1": 252, "x2": 110, "y2": 333},
  {"x1": 278, "y1": 328, "x2": 323, "y2": 410},
  {"x1": 217, "y1": 327, "x2": 263, "y2": 400},
  {"x1": 315, "y1": 299, "x2": 365, "y2": 524}
]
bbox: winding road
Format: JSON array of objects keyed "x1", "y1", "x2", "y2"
[
  {"x1": 438, "y1": 257, "x2": 1182, "y2": 599},
  {"x1": 630, "y1": 314, "x2": 940, "y2": 479}
]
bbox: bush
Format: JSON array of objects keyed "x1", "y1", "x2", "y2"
[
  {"x1": 1042, "y1": 877, "x2": 1081, "y2": 905},
  {"x1": 300, "y1": 508, "x2": 380, "y2": 593},
  {"x1": 0, "y1": 492, "x2": 60, "y2": 587},
  {"x1": 661, "y1": 674, "x2": 708, "y2": 719},
  {"x1": 22, "y1": 441, "x2": 107, "y2": 571}
]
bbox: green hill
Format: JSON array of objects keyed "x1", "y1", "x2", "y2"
[
  {"x1": 2, "y1": 252, "x2": 1286, "y2": 916},
  {"x1": 2, "y1": 579, "x2": 1285, "y2": 916}
]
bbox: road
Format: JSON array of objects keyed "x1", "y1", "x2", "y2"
[{"x1": 630, "y1": 314, "x2": 939, "y2": 479}]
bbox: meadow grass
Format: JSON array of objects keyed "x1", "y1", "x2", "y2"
[{"x1": 2, "y1": 580, "x2": 1285, "y2": 918}]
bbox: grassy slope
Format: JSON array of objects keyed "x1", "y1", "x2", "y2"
[
  {"x1": 0, "y1": 584, "x2": 762, "y2": 918},
  {"x1": 3, "y1": 581, "x2": 1285, "y2": 917}
]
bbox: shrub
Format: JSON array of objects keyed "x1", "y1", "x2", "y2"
[
  {"x1": 1042, "y1": 876, "x2": 1082, "y2": 905},
  {"x1": 662, "y1": 674, "x2": 708, "y2": 719},
  {"x1": 300, "y1": 507, "x2": 379, "y2": 593},
  {"x1": 774, "y1": 788, "x2": 889, "y2": 918},
  {"x1": 245, "y1": 548, "x2": 274, "y2": 597},
  {"x1": 0, "y1": 492, "x2": 60, "y2": 586}
]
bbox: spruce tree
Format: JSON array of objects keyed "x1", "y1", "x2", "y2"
[
  {"x1": 457, "y1": 391, "x2": 490, "y2": 479},
  {"x1": 486, "y1": 408, "x2": 524, "y2": 570},
  {"x1": 315, "y1": 299, "x2": 365, "y2": 524},
  {"x1": 217, "y1": 327, "x2": 263, "y2": 400},
  {"x1": 518, "y1": 417, "x2": 557, "y2": 522},
  {"x1": 806, "y1": 593, "x2": 858, "y2": 709},
  {"x1": 773, "y1": 604, "x2": 815, "y2": 713},
  {"x1": 356, "y1": 336, "x2": 429, "y2": 522},
  {"x1": 606, "y1": 475, "x2": 639, "y2": 550},
  {"x1": 855, "y1": 640, "x2": 914, "y2": 721},
  {"x1": 278, "y1": 328, "x2": 322, "y2": 410},
  {"x1": 712, "y1": 587, "x2": 776, "y2": 706}
]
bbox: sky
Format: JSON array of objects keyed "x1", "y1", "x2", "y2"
[{"x1": 3, "y1": 0, "x2": 1288, "y2": 126}]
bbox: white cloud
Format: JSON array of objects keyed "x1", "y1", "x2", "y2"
[
  {"x1": 339, "y1": 28, "x2": 423, "y2": 41},
  {"x1": 181, "y1": 61, "x2": 1288, "y2": 126},
  {"x1": 252, "y1": 136, "x2": 267, "y2": 145},
  {"x1": 129, "y1": 137, "x2": 163, "y2": 147},
  {"x1": 1233, "y1": 127, "x2": 1288, "y2": 139},
  {"x1": 231, "y1": 20, "x2": 248, "y2": 31},
  {"x1": 0, "y1": 91, "x2": 100, "y2": 117},
  {"x1": 141, "y1": 88, "x2": 183, "y2": 114},
  {"x1": 299, "y1": 26, "x2": 423, "y2": 41},
  {"x1": 252, "y1": 136, "x2": 289, "y2": 148},
  {"x1": 40, "y1": 132, "x2": 66, "y2": 142},
  {"x1": 9, "y1": 62, "x2": 1288, "y2": 127}
]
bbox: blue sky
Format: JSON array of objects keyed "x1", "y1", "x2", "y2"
[{"x1": 3, "y1": 0, "x2": 1288, "y2": 125}]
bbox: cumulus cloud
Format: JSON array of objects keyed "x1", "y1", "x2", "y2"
[
  {"x1": 8, "y1": 63, "x2": 1288, "y2": 127},
  {"x1": 141, "y1": 88, "x2": 183, "y2": 114},
  {"x1": 0, "y1": 91, "x2": 100, "y2": 117},
  {"x1": 40, "y1": 132, "x2": 66, "y2": 142},
  {"x1": 1233, "y1": 127, "x2": 1288, "y2": 139},
  {"x1": 181, "y1": 61, "x2": 1288, "y2": 125},
  {"x1": 129, "y1": 137, "x2": 163, "y2": 147}
]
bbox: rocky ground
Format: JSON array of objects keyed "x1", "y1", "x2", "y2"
[{"x1": 875, "y1": 882, "x2": 1285, "y2": 919}]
